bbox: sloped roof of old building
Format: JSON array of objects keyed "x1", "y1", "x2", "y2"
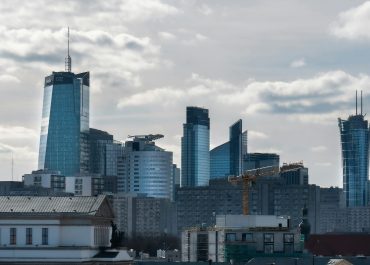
[{"x1": 0, "y1": 195, "x2": 111, "y2": 217}]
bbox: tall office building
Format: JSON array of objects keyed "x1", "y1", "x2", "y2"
[
  {"x1": 181, "y1": 107, "x2": 210, "y2": 187},
  {"x1": 229, "y1": 119, "x2": 247, "y2": 176},
  {"x1": 338, "y1": 91, "x2": 369, "y2": 207},
  {"x1": 210, "y1": 142, "x2": 230, "y2": 179},
  {"x1": 210, "y1": 119, "x2": 247, "y2": 179},
  {"x1": 38, "y1": 29, "x2": 90, "y2": 176},
  {"x1": 121, "y1": 134, "x2": 173, "y2": 200}
]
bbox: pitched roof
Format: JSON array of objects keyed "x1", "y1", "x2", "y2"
[{"x1": 0, "y1": 195, "x2": 108, "y2": 216}]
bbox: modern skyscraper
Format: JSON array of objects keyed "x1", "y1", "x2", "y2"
[
  {"x1": 121, "y1": 134, "x2": 174, "y2": 200},
  {"x1": 38, "y1": 29, "x2": 90, "y2": 176},
  {"x1": 229, "y1": 119, "x2": 247, "y2": 176},
  {"x1": 210, "y1": 142, "x2": 230, "y2": 179},
  {"x1": 181, "y1": 106, "x2": 210, "y2": 187},
  {"x1": 210, "y1": 119, "x2": 247, "y2": 179},
  {"x1": 338, "y1": 91, "x2": 369, "y2": 207}
]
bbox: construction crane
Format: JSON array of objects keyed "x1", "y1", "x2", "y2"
[
  {"x1": 228, "y1": 166, "x2": 280, "y2": 215},
  {"x1": 127, "y1": 134, "x2": 164, "y2": 142}
]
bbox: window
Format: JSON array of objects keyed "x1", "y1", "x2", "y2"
[
  {"x1": 26, "y1": 228, "x2": 32, "y2": 245},
  {"x1": 264, "y1": 233, "x2": 274, "y2": 243},
  {"x1": 42, "y1": 228, "x2": 48, "y2": 245},
  {"x1": 225, "y1": 233, "x2": 236, "y2": 242},
  {"x1": 284, "y1": 233, "x2": 294, "y2": 243},
  {"x1": 264, "y1": 244, "x2": 274, "y2": 254},
  {"x1": 242, "y1": 233, "x2": 253, "y2": 241},
  {"x1": 10, "y1": 228, "x2": 16, "y2": 245}
]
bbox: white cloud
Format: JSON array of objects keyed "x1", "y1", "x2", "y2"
[
  {"x1": 248, "y1": 130, "x2": 268, "y2": 140},
  {"x1": 0, "y1": 126, "x2": 38, "y2": 140},
  {"x1": 330, "y1": 1, "x2": 370, "y2": 40},
  {"x1": 290, "y1": 58, "x2": 306, "y2": 68},
  {"x1": 198, "y1": 4, "x2": 213, "y2": 16},
  {"x1": 158, "y1": 31, "x2": 176, "y2": 41},
  {"x1": 315, "y1": 162, "x2": 332, "y2": 167},
  {"x1": 0, "y1": 74, "x2": 20, "y2": 83},
  {"x1": 0, "y1": 142, "x2": 37, "y2": 160},
  {"x1": 117, "y1": 87, "x2": 184, "y2": 108},
  {"x1": 311, "y1": 145, "x2": 327, "y2": 152}
]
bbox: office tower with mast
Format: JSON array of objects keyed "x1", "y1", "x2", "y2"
[
  {"x1": 38, "y1": 28, "x2": 90, "y2": 176},
  {"x1": 338, "y1": 91, "x2": 369, "y2": 207}
]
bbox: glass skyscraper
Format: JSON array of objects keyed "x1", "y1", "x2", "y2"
[
  {"x1": 38, "y1": 71, "x2": 90, "y2": 176},
  {"x1": 181, "y1": 106, "x2": 210, "y2": 187},
  {"x1": 339, "y1": 112, "x2": 369, "y2": 207},
  {"x1": 210, "y1": 142, "x2": 230, "y2": 179},
  {"x1": 229, "y1": 119, "x2": 247, "y2": 176}
]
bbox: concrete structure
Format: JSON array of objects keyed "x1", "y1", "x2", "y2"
[
  {"x1": 65, "y1": 175, "x2": 104, "y2": 196},
  {"x1": 0, "y1": 195, "x2": 132, "y2": 264},
  {"x1": 181, "y1": 215, "x2": 302, "y2": 262},
  {"x1": 23, "y1": 169, "x2": 65, "y2": 192},
  {"x1": 338, "y1": 92, "x2": 369, "y2": 207},
  {"x1": 176, "y1": 178, "x2": 243, "y2": 233},
  {"x1": 112, "y1": 193, "x2": 177, "y2": 238},
  {"x1": 280, "y1": 162, "x2": 308, "y2": 185},
  {"x1": 244, "y1": 153, "x2": 280, "y2": 171},
  {"x1": 181, "y1": 106, "x2": 210, "y2": 187}
]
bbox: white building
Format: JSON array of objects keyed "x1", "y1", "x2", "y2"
[
  {"x1": 23, "y1": 170, "x2": 104, "y2": 196},
  {"x1": 0, "y1": 195, "x2": 132, "y2": 264},
  {"x1": 23, "y1": 169, "x2": 65, "y2": 192}
]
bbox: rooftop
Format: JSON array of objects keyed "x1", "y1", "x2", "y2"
[{"x1": 0, "y1": 195, "x2": 109, "y2": 217}]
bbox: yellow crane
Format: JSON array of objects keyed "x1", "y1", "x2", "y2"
[{"x1": 228, "y1": 166, "x2": 280, "y2": 215}]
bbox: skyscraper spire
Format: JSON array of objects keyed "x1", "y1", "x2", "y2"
[
  {"x1": 65, "y1": 27, "x2": 72, "y2": 72},
  {"x1": 356, "y1": 90, "x2": 358, "y2": 115},
  {"x1": 361, "y1": 90, "x2": 363, "y2": 115}
]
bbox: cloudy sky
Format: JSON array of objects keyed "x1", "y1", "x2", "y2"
[{"x1": 1, "y1": 0, "x2": 370, "y2": 187}]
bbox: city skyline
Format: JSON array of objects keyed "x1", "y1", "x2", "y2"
[{"x1": 1, "y1": 1, "x2": 370, "y2": 187}]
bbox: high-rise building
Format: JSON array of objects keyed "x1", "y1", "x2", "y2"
[
  {"x1": 181, "y1": 106, "x2": 210, "y2": 187},
  {"x1": 210, "y1": 119, "x2": 247, "y2": 179},
  {"x1": 38, "y1": 31, "x2": 90, "y2": 176},
  {"x1": 121, "y1": 134, "x2": 173, "y2": 200},
  {"x1": 210, "y1": 142, "x2": 230, "y2": 179},
  {"x1": 338, "y1": 91, "x2": 369, "y2": 207},
  {"x1": 229, "y1": 119, "x2": 247, "y2": 176},
  {"x1": 89, "y1": 128, "x2": 114, "y2": 174},
  {"x1": 244, "y1": 153, "x2": 280, "y2": 171}
]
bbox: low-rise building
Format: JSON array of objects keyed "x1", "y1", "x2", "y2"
[
  {"x1": 0, "y1": 195, "x2": 132, "y2": 264},
  {"x1": 181, "y1": 215, "x2": 303, "y2": 262}
]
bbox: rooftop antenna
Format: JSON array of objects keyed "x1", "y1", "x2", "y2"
[
  {"x1": 65, "y1": 27, "x2": 72, "y2": 72},
  {"x1": 356, "y1": 90, "x2": 358, "y2": 115},
  {"x1": 11, "y1": 152, "x2": 14, "y2": 181},
  {"x1": 361, "y1": 90, "x2": 363, "y2": 115}
]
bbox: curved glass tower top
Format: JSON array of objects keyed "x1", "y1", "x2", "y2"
[{"x1": 38, "y1": 71, "x2": 90, "y2": 176}]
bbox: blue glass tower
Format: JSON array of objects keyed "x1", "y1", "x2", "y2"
[
  {"x1": 181, "y1": 106, "x2": 210, "y2": 187},
  {"x1": 38, "y1": 30, "x2": 90, "y2": 176},
  {"x1": 229, "y1": 119, "x2": 247, "y2": 176},
  {"x1": 338, "y1": 91, "x2": 369, "y2": 207},
  {"x1": 210, "y1": 142, "x2": 230, "y2": 179}
]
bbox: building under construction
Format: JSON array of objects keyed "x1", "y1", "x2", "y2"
[{"x1": 181, "y1": 214, "x2": 303, "y2": 262}]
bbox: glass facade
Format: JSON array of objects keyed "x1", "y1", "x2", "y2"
[
  {"x1": 181, "y1": 107, "x2": 210, "y2": 187},
  {"x1": 229, "y1": 120, "x2": 247, "y2": 176},
  {"x1": 38, "y1": 71, "x2": 89, "y2": 176},
  {"x1": 338, "y1": 114, "x2": 369, "y2": 207},
  {"x1": 122, "y1": 138, "x2": 173, "y2": 200},
  {"x1": 244, "y1": 153, "x2": 280, "y2": 171},
  {"x1": 210, "y1": 142, "x2": 230, "y2": 179}
]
